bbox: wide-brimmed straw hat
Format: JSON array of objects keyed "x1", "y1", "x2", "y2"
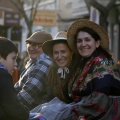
[
  {"x1": 42, "y1": 31, "x2": 67, "y2": 57},
  {"x1": 67, "y1": 19, "x2": 109, "y2": 53},
  {"x1": 25, "y1": 30, "x2": 52, "y2": 44}
]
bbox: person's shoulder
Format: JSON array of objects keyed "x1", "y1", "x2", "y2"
[
  {"x1": 38, "y1": 53, "x2": 52, "y2": 64},
  {"x1": 39, "y1": 53, "x2": 49, "y2": 58},
  {"x1": 0, "y1": 68, "x2": 12, "y2": 84},
  {"x1": 0, "y1": 68, "x2": 8, "y2": 75},
  {"x1": 99, "y1": 56, "x2": 114, "y2": 65},
  {"x1": 49, "y1": 63, "x2": 58, "y2": 69}
]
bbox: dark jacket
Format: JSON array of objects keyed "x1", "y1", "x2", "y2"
[{"x1": 0, "y1": 68, "x2": 29, "y2": 120}]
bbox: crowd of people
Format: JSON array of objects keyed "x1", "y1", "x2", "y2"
[{"x1": 0, "y1": 19, "x2": 120, "y2": 120}]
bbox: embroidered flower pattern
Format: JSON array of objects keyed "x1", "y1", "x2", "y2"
[{"x1": 68, "y1": 54, "x2": 120, "y2": 101}]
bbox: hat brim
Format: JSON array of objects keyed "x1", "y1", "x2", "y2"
[
  {"x1": 25, "y1": 39, "x2": 32, "y2": 43},
  {"x1": 67, "y1": 19, "x2": 109, "y2": 53},
  {"x1": 25, "y1": 39, "x2": 40, "y2": 44},
  {"x1": 42, "y1": 39, "x2": 67, "y2": 58}
]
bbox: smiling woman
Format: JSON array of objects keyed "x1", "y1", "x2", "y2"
[
  {"x1": 29, "y1": 31, "x2": 78, "y2": 120},
  {"x1": 76, "y1": 30, "x2": 100, "y2": 58},
  {"x1": 66, "y1": 19, "x2": 120, "y2": 120},
  {"x1": 41, "y1": 31, "x2": 76, "y2": 103},
  {"x1": 52, "y1": 42, "x2": 72, "y2": 68}
]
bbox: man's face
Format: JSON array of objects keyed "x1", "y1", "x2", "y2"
[{"x1": 26, "y1": 42, "x2": 43, "y2": 60}]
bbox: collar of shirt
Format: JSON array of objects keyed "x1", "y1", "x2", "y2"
[
  {"x1": 58, "y1": 67, "x2": 69, "y2": 79},
  {"x1": 0, "y1": 63, "x2": 7, "y2": 71}
]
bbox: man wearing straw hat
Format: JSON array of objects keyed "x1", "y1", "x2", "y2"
[{"x1": 14, "y1": 30, "x2": 52, "y2": 110}]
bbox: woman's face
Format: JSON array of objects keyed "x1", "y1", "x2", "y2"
[
  {"x1": 53, "y1": 43, "x2": 73, "y2": 68},
  {"x1": 76, "y1": 31, "x2": 100, "y2": 58}
]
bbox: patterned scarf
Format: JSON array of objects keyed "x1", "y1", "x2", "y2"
[{"x1": 68, "y1": 54, "x2": 120, "y2": 101}]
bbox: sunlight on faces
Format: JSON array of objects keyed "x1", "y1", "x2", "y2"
[
  {"x1": 53, "y1": 43, "x2": 73, "y2": 68},
  {"x1": 26, "y1": 42, "x2": 43, "y2": 60},
  {"x1": 77, "y1": 31, "x2": 100, "y2": 58}
]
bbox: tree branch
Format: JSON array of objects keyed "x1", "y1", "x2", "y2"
[
  {"x1": 31, "y1": 0, "x2": 41, "y2": 25},
  {"x1": 107, "y1": 0, "x2": 117, "y2": 9},
  {"x1": 89, "y1": 0, "x2": 108, "y2": 15}
]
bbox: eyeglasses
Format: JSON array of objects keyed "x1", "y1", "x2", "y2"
[{"x1": 26, "y1": 42, "x2": 42, "y2": 50}]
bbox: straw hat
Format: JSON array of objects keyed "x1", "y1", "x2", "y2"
[
  {"x1": 67, "y1": 19, "x2": 109, "y2": 53},
  {"x1": 25, "y1": 30, "x2": 52, "y2": 44},
  {"x1": 42, "y1": 31, "x2": 67, "y2": 57}
]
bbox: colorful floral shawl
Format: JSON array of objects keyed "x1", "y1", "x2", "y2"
[
  {"x1": 68, "y1": 54, "x2": 120, "y2": 120},
  {"x1": 68, "y1": 54, "x2": 120, "y2": 101},
  {"x1": 29, "y1": 54, "x2": 120, "y2": 120}
]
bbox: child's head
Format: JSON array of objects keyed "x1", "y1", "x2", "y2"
[
  {"x1": 0, "y1": 37, "x2": 18, "y2": 75},
  {"x1": 0, "y1": 37, "x2": 18, "y2": 59}
]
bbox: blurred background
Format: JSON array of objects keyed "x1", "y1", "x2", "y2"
[{"x1": 0, "y1": 0, "x2": 120, "y2": 63}]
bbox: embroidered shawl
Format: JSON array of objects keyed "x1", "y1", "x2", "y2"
[{"x1": 68, "y1": 54, "x2": 120, "y2": 101}]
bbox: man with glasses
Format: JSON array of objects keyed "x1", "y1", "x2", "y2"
[{"x1": 14, "y1": 30, "x2": 52, "y2": 110}]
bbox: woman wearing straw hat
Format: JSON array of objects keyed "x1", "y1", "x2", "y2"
[
  {"x1": 29, "y1": 31, "x2": 78, "y2": 120},
  {"x1": 41, "y1": 31, "x2": 78, "y2": 103},
  {"x1": 66, "y1": 19, "x2": 120, "y2": 119},
  {"x1": 40, "y1": 31, "x2": 77, "y2": 103}
]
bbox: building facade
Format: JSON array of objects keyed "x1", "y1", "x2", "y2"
[{"x1": 0, "y1": 0, "x2": 119, "y2": 62}]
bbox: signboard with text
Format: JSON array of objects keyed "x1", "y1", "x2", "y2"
[
  {"x1": 33, "y1": 10, "x2": 56, "y2": 26},
  {"x1": 4, "y1": 12, "x2": 20, "y2": 26}
]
